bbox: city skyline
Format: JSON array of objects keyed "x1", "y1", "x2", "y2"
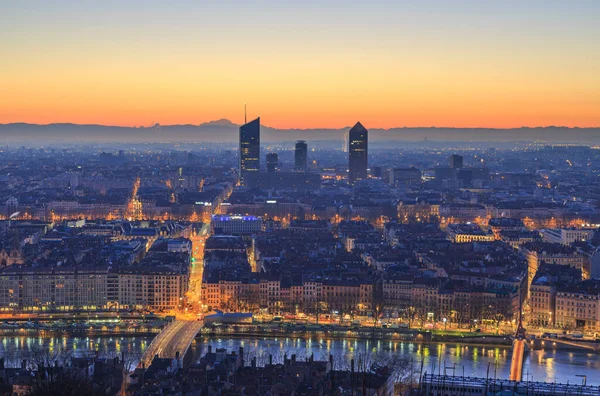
[
  {"x1": 1, "y1": 1, "x2": 599, "y2": 129},
  {"x1": 2, "y1": 2, "x2": 600, "y2": 394}
]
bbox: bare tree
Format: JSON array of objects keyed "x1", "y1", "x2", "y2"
[
  {"x1": 23, "y1": 347, "x2": 105, "y2": 396},
  {"x1": 26, "y1": 368, "x2": 106, "y2": 396}
]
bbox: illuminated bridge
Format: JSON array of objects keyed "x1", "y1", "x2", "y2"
[
  {"x1": 509, "y1": 338, "x2": 526, "y2": 381},
  {"x1": 139, "y1": 319, "x2": 203, "y2": 368},
  {"x1": 509, "y1": 312, "x2": 527, "y2": 382}
]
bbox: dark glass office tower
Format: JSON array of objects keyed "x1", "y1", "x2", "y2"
[
  {"x1": 266, "y1": 152, "x2": 279, "y2": 173},
  {"x1": 294, "y1": 140, "x2": 308, "y2": 172},
  {"x1": 239, "y1": 117, "x2": 260, "y2": 186},
  {"x1": 348, "y1": 122, "x2": 368, "y2": 184},
  {"x1": 450, "y1": 154, "x2": 463, "y2": 168}
]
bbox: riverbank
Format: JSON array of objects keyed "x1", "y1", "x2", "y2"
[
  {"x1": 0, "y1": 317, "x2": 169, "y2": 337},
  {"x1": 2, "y1": 319, "x2": 598, "y2": 353}
]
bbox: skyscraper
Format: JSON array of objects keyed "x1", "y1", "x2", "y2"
[
  {"x1": 294, "y1": 140, "x2": 308, "y2": 172},
  {"x1": 239, "y1": 117, "x2": 260, "y2": 186},
  {"x1": 450, "y1": 154, "x2": 463, "y2": 168},
  {"x1": 348, "y1": 122, "x2": 368, "y2": 184},
  {"x1": 266, "y1": 152, "x2": 279, "y2": 173}
]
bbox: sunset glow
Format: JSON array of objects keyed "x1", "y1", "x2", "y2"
[{"x1": 1, "y1": 1, "x2": 599, "y2": 128}]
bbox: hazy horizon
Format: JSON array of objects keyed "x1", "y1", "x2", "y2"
[
  {"x1": 2, "y1": 118, "x2": 599, "y2": 130},
  {"x1": 2, "y1": 120, "x2": 600, "y2": 145}
]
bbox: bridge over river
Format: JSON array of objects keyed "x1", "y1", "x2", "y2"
[{"x1": 139, "y1": 319, "x2": 203, "y2": 368}]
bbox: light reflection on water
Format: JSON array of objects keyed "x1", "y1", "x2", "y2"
[
  {"x1": 0, "y1": 335, "x2": 150, "y2": 365},
  {"x1": 190, "y1": 337, "x2": 600, "y2": 385},
  {"x1": 1, "y1": 335, "x2": 599, "y2": 385}
]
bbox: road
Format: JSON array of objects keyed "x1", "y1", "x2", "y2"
[
  {"x1": 139, "y1": 319, "x2": 203, "y2": 368},
  {"x1": 509, "y1": 339, "x2": 525, "y2": 381}
]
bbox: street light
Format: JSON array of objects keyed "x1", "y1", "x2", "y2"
[{"x1": 443, "y1": 317, "x2": 447, "y2": 331}]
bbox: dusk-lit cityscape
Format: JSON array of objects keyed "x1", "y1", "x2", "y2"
[{"x1": 1, "y1": 1, "x2": 600, "y2": 395}]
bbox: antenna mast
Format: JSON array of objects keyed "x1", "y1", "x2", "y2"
[{"x1": 244, "y1": 104, "x2": 247, "y2": 124}]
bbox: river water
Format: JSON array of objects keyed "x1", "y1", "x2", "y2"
[{"x1": 1, "y1": 334, "x2": 599, "y2": 386}]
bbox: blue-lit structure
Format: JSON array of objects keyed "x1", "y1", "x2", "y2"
[{"x1": 210, "y1": 214, "x2": 263, "y2": 235}]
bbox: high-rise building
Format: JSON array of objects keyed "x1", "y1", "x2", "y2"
[
  {"x1": 239, "y1": 117, "x2": 260, "y2": 186},
  {"x1": 294, "y1": 140, "x2": 308, "y2": 172},
  {"x1": 266, "y1": 152, "x2": 279, "y2": 173},
  {"x1": 348, "y1": 122, "x2": 368, "y2": 184},
  {"x1": 342, "y1": 131, "x2": 349, "y2": 152},
  {"x1": 450, "y1": 154, "x2": 463, "y2": 168}
]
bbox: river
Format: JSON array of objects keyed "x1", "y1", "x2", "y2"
[{"x1": 1, "y1": 334, "x2": 599, "y2": 386}]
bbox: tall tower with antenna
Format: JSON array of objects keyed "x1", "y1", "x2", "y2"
[{"x1": 239, "y1": 105, "x2": 260, "y2": 187}]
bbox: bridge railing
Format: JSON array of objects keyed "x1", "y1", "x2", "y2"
[
  {"x1": 178, "y1": 321, "x2": 203, "y2": 365},
  {"x1": 139, "y1": 319, "x2": 179, "y2": 368}
]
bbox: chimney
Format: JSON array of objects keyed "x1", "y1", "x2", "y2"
[
  {"x1": 21, "y1": 359, "x2": 26, "y2": 369},
  {"x1": 251, "y1": 357, "x2": 256, "y2": 370},
  {"x1": 95, "y1": 350, "x2": 99, "y2": 361},
  {"x1": 291, "y1": 354, "x2": 296, "y2": 364},
  {"x1": 208, "y1": 345, "x2": 212, "y2": 354},
  {"x1": 330, "y1": 369, "x2": 335, "y2": 391},
  {"x1": 351, "y1": 359, "x2": 355, "y2": 393},
  {"x1": 268, "y1": 354, "x2": 272, "y2": 365},
  {"x1": 362, "y1": 372, "x2": 367, "y2": 395}
]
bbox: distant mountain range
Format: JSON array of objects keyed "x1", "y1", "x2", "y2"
[{"x1": 1, "y1": 120, "x2": 599, "y2": 144}]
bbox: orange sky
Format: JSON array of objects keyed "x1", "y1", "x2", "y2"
[{"x1": 1, "y1": 1, "x2": 599, "y2": 129}]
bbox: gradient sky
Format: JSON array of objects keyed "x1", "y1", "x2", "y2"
[{"x1": 1, "y1": 0, "x2": 599, "y2": 129}]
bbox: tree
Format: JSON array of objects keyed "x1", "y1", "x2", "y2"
[
  {"x1": 23, "y1": 347, "x2": 108, "y2": 396},
  {"x1": 238, "y1": 287, "x2": 260, "y2": 312},
  {"x1": 27, "y1": 368, "x2": 107, "y2": 396},
  {"x1": 494, "y1": 312, "x2": 505, "y2": 334},
  {"x1": 338, "y1": 303, "x2": 355, "y2": 326},
  {"x1": 370, "y1": 296, "x2": 385, "y2": 340},
  {"x1": 407, "y1": 306, "x2": 417, "y2": 328},
  {"x1": 313, "y1": 301, "x2": 327, "y2": 324},
  {"x1": 371, "y1": 301, "x2": 384, "y2": 329}
]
